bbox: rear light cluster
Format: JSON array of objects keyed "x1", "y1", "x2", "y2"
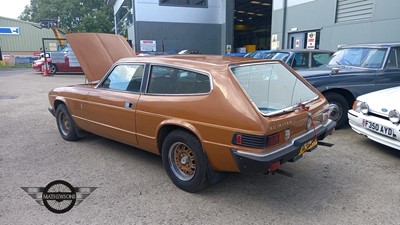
[
  {"x1": 232, "y1": 132, "x2": 282, "y2": 149},
  {"x1": 314, "y1": 106, "x2": 330, "y2": 126}
]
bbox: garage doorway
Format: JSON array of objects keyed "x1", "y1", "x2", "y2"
[{"x1": 233, "y1": 0, "x2": 272, "y2": 53}]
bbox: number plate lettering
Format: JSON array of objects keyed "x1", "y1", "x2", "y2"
[{"x1": 363, "y1": 120, "x2": 394, "y2": 138}]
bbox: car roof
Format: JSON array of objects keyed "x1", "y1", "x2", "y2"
[
  {"x1": 247, "y1": 50, "x2": 272, "y2": 53},
  {"x1": 338, "y1": 42, "x2": 400, "y2": 48},
  {"x1": 269, "y1": 49, "x2": 334, "y2": 53},
  {"x1": 117, "y1": 54, "x2": 268, "y2": 71}
]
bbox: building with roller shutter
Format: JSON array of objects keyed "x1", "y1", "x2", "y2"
[
  {"x1": 0, "y1": 16, "x2": 62, "y2": 58},
  {"x1": 271, "y1": 0, "x2": 400, "y2": 51}
]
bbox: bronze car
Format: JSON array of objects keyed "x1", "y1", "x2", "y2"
[{"x1": 48, "y1": 33, "x2": 336, "y2": 192}]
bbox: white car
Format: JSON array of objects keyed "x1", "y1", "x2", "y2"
[{"x1": 348, "y1": 86, "x2": 400, "y2": 150}]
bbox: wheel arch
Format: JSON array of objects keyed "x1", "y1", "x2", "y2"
[
  {"x1": 322, "y1": 88, "x2": 356, "y2": 108},
  {"x1": 156, "y1": 121, "x2": 203, "y2": 155},
  {"x1": 53, "y1": 97, "x2": 67, "y2": 111}
]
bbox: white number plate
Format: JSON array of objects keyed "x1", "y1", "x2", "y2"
[{"x1": 363, "y1": 120, "x2": 394, "y2": 138}]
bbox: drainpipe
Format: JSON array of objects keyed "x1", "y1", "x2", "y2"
[{"x1": 282, "y1": 0, "x2": 287, "y2": 49}]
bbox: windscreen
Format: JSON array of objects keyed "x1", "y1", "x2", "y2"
[
  {"x1": 231, "y1": 62, "x2": 318, "y2": 115},
  {"x1": 267, "y1": 52, "x2": 290, "y2": 61},
  {"x1": 328, "y1": 48, "x2": 387, "y2": 68}
]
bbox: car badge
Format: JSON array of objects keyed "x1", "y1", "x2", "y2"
[{"x1": 381, "y1": 108, "x2": 388, "y2": 113}]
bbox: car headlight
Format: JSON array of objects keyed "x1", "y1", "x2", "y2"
[
  {"x1": 352, "y1": 100, "x2": 369, "y2": 114},
  {"x1": 360, "y1": 102, "x2": 369, "y2": 114},
  {"x1": 388, "y1": 109, "x2": 400, "y2": 123},
  {"x1": 352, "y1": 100, "x2": 362, "y2": 113}
]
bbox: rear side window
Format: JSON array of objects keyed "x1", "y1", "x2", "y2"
[
  {"x1": 312, "y1": 52, "x2": 332, "y2": 67},
  {"x1": 385, "y1": 47, "x2": 400, "y2": 69},
  {"x1": 293, "y1": 53, "x2": 309, "y2": 68},
  {"x1": 99, "y1": 64, "x2": 144, "y2": 92},
  {"x1": 147, "y1": 65, "x2": 211, "y2": 94}
]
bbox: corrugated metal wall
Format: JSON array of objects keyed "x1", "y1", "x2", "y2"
[
  {"x1": 336, "y1": 0, "x2": 374, "y2": 23},
  {"x1": 0, "y1": 17, "x2": 62, "y2": 54}
]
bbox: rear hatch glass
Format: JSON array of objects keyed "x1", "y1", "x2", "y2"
[{"x1": 231, "y1": 62, "x2": 318, "y2": 116}]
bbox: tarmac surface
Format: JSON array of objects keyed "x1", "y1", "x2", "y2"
[{"x1": 0, "y1": 69, "x2": 399, "y2": 225}]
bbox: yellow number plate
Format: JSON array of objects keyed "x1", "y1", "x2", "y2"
[{"x1": 298, "y1": 139, "x2": 318, "y2": 156}]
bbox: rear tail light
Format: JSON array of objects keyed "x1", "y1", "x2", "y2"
[
  {"x1": 232, "y1": 132, "x2": 280, "y2": 148},
  {"x1": 235, "y1": 134, "x2": 242, "y2": 145},
  {"x1": 267, "y1": 133, "x2": 280, "y2": 147},
  {"x1": 314, "y1": 106, "x2": 330, "y2": 126}
]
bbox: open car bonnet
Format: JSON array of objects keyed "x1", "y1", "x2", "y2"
[{"x1": 66, "y1": 33, "x2": 135, "y2": 82}]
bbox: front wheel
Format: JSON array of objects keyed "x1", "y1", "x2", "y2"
[
  {"x1": 49, "y1": 63, "x2": 57, "y2": 74},
  {"x1": 325, "y1": 92, "x2": 349, "y2": 129},
  {"x1": 162, "y1": 130, "x2": 209, "y2": 192},
  {"x1": 55, "y1": 104, "x2": 79, "y2": 141}
]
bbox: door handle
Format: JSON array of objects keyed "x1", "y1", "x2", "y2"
[{"x1": 124, "y1": 101, "x2": 133, "y2": 109}]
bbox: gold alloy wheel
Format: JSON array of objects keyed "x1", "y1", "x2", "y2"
[
  {"x1": 168, "y1": 142, "x2": 196, "y2": 181},
  {"x1": 59, "y1": 112, "x2": 71, "y2": 136}
]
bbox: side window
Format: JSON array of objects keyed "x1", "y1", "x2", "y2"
[
  {"x1": 385, "y1": 48, "x2": 400, "y2": 69},
  {"x1": 312, "y1": 53, "x2": 332, "y2": 67},
  {"x1": 147, "y1": 66, "x2": 210, "y2": 94},
  {"x1": 293, "y1": 53, "x2": 309, "y2": 68},
  {"x1": 99, "y1": 64, "x2": 144, "y2": 92}
]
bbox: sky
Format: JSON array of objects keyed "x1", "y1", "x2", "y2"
[{"x1": 0, "y1": 0, "x2": 31, "y2": 19}]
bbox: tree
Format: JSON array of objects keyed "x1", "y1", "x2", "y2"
[{"x1": 18, "y1": 0, "x2": 114, "y2": 33}]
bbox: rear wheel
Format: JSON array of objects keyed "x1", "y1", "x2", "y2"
[
  {"x1": 162, "y1": 130, "x2": 209, "y2": 192},
  {"x1": 55, "y1": 104, "x2": 79, "y2": 141},
  {"x1": 325, "y1": 92, "x2": 349, "y2": 129}
]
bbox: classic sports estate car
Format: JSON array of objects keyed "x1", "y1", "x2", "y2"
[{"x1": 48, "y1": 33, "x2": 335, "y2": 192}]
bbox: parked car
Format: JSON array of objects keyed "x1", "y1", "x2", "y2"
[
  {"x1": 225, "y1": 52, "x2": 247, "y2": 57},
  {"x1": 32, "y1": 45, "x2": 83, "y2": 74},
  {"x1": 48, "y1": 33, "x2": 335, "y2": 192},
  {"x1": 297, "y1": 42, "x2": 400, "y2": 128},
  {"x1": 244, "y1": 50, "x2": 273, "y2": 59},
  {"x1": 266, "y1": 49, "x2": 334, "y2": 69},
  {"x1": 348, "y1": 86, "x2": 400, "y2": 150}
]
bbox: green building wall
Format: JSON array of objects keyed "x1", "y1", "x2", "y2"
[{"x1": 0, "y1": 16, "x2": 64, "y2": 56}]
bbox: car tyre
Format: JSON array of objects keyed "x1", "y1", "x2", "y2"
[
  {"x1": 162, "y1": 130, "x2": 209, "y2": 192},
  {"x1": 325, "y1": 92, "x2": 349, "y2": 129},
  {"x1": 49, "y1": 63, "x2": 58, "y2": 74},
  {"x1": 55, "y1": 104, "x2": 79, "y2": 141}
]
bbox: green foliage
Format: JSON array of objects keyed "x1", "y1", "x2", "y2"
[{"x1": 18, "y1": 0, "x2": 114, "y2": 33}]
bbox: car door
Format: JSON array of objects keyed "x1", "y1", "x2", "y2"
[
  {"x1": 376, "y1": 47, "x2": 400, "y2": 90},
  {"x1": 84, "y1": 63, "x2": 145, "y2": 146}
]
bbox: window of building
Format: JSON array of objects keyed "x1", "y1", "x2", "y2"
[
  {"x1": 159, "y1": 0, "x2": 207, "y2": 8},
  {"x1": 147, "y1": 65, "x2": 211, "y2": 94},
  {"x1": 100, "y1": 64, "x2": 144, "y2": 92},
  {"x1": 116, "y1": 0, "x2": 133, "y2": 35}
]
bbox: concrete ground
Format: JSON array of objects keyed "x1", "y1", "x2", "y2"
[{"x1": 0, "y1": 69, "x2": 399, "y2": 225}]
